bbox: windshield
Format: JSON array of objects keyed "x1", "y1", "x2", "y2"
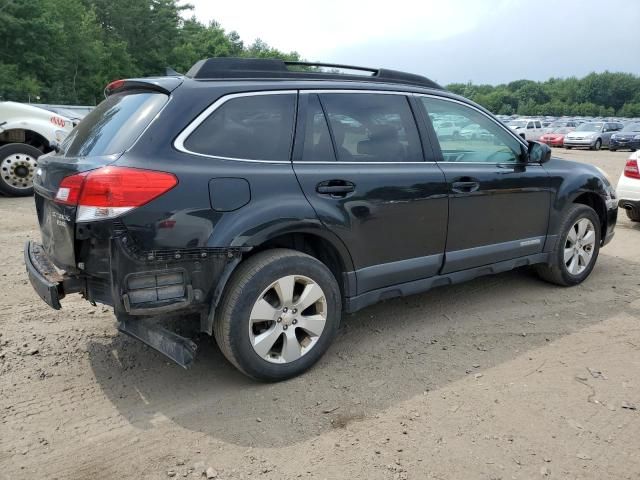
[
  {"x1": 552, "y1": 127, "x2": 572, "y2": 134},
  {"x1": 576, "y1": 123, "x2": 602, "y2": 132},
  {"x1": 622, "y1": 122, "x2": 640, "y2": 132},
  {"x1": 508, "y1": 120, "x2": 527, "y2": 128},
  {"x1": 61, "y1": 91, "x2": 167, "y2": 157}
]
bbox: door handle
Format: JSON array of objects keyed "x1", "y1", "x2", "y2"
[
  {"x1": 451, "y1": 181, "x2": 480, "y2": 193},
  {"x1": 316, "y1": 180, "x2": 355, "y2": 196}
]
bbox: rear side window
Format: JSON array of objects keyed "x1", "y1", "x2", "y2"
[
  {"x1": 318, "y1": 93, "x2": 423, "y2": 162},
  {"x1": 301, "y1": 94, "x2": 336, "y2": 162},
  {"x1": 62, "y1": 92, "x2": 167, "y2": 157},
  {"x1": 184, "y1": 93, "x2": 296, "y2": 161}
]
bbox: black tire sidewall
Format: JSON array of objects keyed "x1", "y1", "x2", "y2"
[
  {"x1": 221, "y1": 253, "x2": 341, "y2": 381},
  {"x1": 554, "y1": 205, "x2": 601, "y2": 285},
  {"x1": 0, "y1": 143, "x2": 42, "y2": 196}
]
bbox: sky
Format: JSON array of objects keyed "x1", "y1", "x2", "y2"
[{"x1": 184, "y1": 0, "x2": 640, "y2": 85}]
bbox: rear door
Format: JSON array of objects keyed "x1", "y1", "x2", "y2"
[
  {"x1": 292, "y1": 91, "x2": 448, "y2": 295},
  {"x1": 417, "y1": 95, "x2": 553, "y2": 274}
]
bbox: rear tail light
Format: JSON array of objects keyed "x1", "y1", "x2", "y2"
[
  {"x1": 624, "y1": 159, "x2": 640, "y2": 180},
  {"x1": 55, "y1": 166, "x2": 178, "y2": 222}
]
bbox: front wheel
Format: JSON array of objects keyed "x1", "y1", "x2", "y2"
[
  {"x1": 591, "y1": 139, "x2": 602, "y2": 151},
  {"x1": 535, "y1": 204, "x2": 600, "y2": 286},
  {"x1": 214, "y1": 249, "x2": 341, "y2": 381}
]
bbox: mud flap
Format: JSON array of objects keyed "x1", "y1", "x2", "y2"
[{"x1": 118, "y1": 316, "x2": 197, "y2": 369}]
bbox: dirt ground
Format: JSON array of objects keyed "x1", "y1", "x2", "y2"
[{"x1": 1, "y1": 149, "x2": 639, "y2": 480}]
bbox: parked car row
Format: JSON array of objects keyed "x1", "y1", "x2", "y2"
[{"x1": 497, "y1": 114, "x2": 640, "y2": 151}]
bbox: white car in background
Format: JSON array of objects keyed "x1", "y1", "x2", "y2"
[
  {"x1": 507, "y1": 118, "x2": 544, "y2": 141},
  {"x1": 0, "y1": 101, "x2": 73, "y2": 196},
  {"x1": 617, "y1": 150, "x2": 640, "y2": 222}
]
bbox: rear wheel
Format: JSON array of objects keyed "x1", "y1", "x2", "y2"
[
  {"x1": 0, "y1": 143, "x2": 41, "y2": 196},
  {"x1": 536, "y1": 204, "x2": 600, "y2": 286},
  {"x1": 214, "y1": 249, "x2": 341, "y2": 381},
  {"x1": 626, "y1": 208, "x2": 640, "y2": 222},
  {"x1": 565, "y1": 146, "x2": 572, "y2": 150}
]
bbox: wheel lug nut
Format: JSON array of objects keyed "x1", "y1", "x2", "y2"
[
  {"x1": 277, "y1": 317, "x2": 282, "y2": 323},
  {"x1": 292, "y1": 308, "x2": 297, "y2": 314},
  {"x1": 283, "y1": 325, "x2": 288, "y2": 330},
  {"x1": 292, "y1": 319, "x2": 297, "y2": 325},
  {"x1": 283, "y1": 307, "x2": 288, "y2": 313}
]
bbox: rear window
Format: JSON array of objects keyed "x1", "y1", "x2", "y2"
[
  {"x1": 183, "y1": 93, "x2": 296, "y2": 161},
  {"x1": 61, "y1": 91, "x2": 167, "y2": 157}
]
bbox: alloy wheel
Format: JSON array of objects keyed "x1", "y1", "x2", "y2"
[
  {"x1": 249, "y1": 275, "x2": 327, "y2": 364},
  {"x1": 564, "y1": 218, "x2": 596, "y2": 275}
]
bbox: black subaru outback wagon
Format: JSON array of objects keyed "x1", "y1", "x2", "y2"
[{"x1": 25, "y1": 58, "x2": 617, "y2": 380}]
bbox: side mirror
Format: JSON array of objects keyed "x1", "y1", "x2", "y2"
[{"x1": 527, "y1": 141, "x2": 551, "y2": 163}]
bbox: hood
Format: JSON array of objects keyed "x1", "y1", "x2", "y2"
[{"x1": 566, "y1": 131, "x2": 597, "y2": 139}]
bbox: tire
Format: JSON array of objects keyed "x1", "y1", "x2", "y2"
[
  {"x1": 565, "y1": 146, "x2": 572, "y2": 150},
  {"x1": 0, "y1": 143, "x2": 42, "y2": 196},
  {"x1": 214, "y1": 249, "x2": 341, "y2": 381},
  {"x1": 535, "y1": 204, "x2": 601, "y2": 286},
  {"x1": 591, "y1": 139, "x2": 602, "y2": 151},
  {"x1": 626, "y1": 208, "x2": 640, "y2": 222},
  {"x1": 609, "y1": 147, "x2": 616, "y2": 152}
]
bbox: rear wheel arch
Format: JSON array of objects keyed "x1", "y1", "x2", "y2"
[
  {"x1": 246, "y1": 231, "x2": 353, "y2": 298},
  {"x1": 204, "y1": 230, "x2": 354, "y2": 335}
]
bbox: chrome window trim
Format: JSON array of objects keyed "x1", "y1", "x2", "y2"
[
  {"x1": 173, "y1": 90, "x2": 297, "y2": 164},
  {"x1": 173, "y1": 88, "x2": 528, "y2": 165},
  {"x1": 413, "y1": 92, "x2": 529, "y2": 150}
]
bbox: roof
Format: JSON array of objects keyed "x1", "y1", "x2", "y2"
[{"x1": 185, "y1": 57, "x2": 443, "y2": 90}]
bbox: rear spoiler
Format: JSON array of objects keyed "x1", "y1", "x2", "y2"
[{"x1": 104, "y1": 77, "x2": 184, "y2": 98}]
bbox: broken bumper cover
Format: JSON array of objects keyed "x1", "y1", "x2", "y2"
[
  {"x1": 118, "y1": 316, "x2": 197, "y2": 369},
  {"x1": 24, "y1": 241, "x2": 65, "y2": 310}
]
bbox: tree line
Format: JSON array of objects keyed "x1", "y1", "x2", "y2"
[
  {"x1": 0, "y1": 0, "x2": 302, "y2": 105},
  {"x1": 447, "y1": 72, "x2": 640, "y2": 118},
  {"x1": 1, "y1": 0, "x2": 639, "y2": 117}
]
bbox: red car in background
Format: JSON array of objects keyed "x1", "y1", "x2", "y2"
[{"x1": 539, "y1": 127, "x2": 574, "y2": 147}]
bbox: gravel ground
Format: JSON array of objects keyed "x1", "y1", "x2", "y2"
[{"x1": 1, "y1": 149, "x2": 639, "y2": 479}]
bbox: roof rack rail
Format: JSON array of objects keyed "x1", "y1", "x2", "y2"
[{"x1": 185, "y1": 58, "x2": 442, "y2": 90}]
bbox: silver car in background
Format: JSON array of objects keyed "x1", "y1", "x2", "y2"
[{"x1": 563, "y1": 121, "x2": 623, "y2": 150}]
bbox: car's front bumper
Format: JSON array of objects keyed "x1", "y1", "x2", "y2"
[
  {"x1": 564, "y1": 138, "x2": 595, "y2": 148},
  {"x1": 610, "y1": 138, "x2": 640, "y2": 150}
]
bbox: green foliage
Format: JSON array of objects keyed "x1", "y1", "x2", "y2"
[
  {"x1": 447, "y1": 72, "x2": 640, "y2": 117},
  {"x1": 0, "y1": 0, "x2": 302, "y2": 104}
]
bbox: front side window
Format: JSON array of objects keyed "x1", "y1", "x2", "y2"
[
  {"x1": 318, "y1": 93, "x2": 423, "y2": 162},
  {"x1": 421, "y1": 97, "x2": 522, "y2": 164},
  {"x1": 184, "y1": 93, "x2": 296, "y2": 161}
]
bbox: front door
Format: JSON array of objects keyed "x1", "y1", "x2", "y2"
[
  {"x1": 292, "y1": 92, "x2": 448, "y2": 294},
  {"x1": 417, "y1": 95, "x2": 553, "y2": 274}
]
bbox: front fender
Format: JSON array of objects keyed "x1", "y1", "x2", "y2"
[{"x1": 544, "y1": 157, "x2": 616, "y2": 240}]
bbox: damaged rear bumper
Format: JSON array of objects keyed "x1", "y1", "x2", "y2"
[
  {"x1": 24, "y1": 241, "x2": 81, "y2": 310},
  {"x1": 24, "y1": 237, "x2": 248, "y2": 368}
]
